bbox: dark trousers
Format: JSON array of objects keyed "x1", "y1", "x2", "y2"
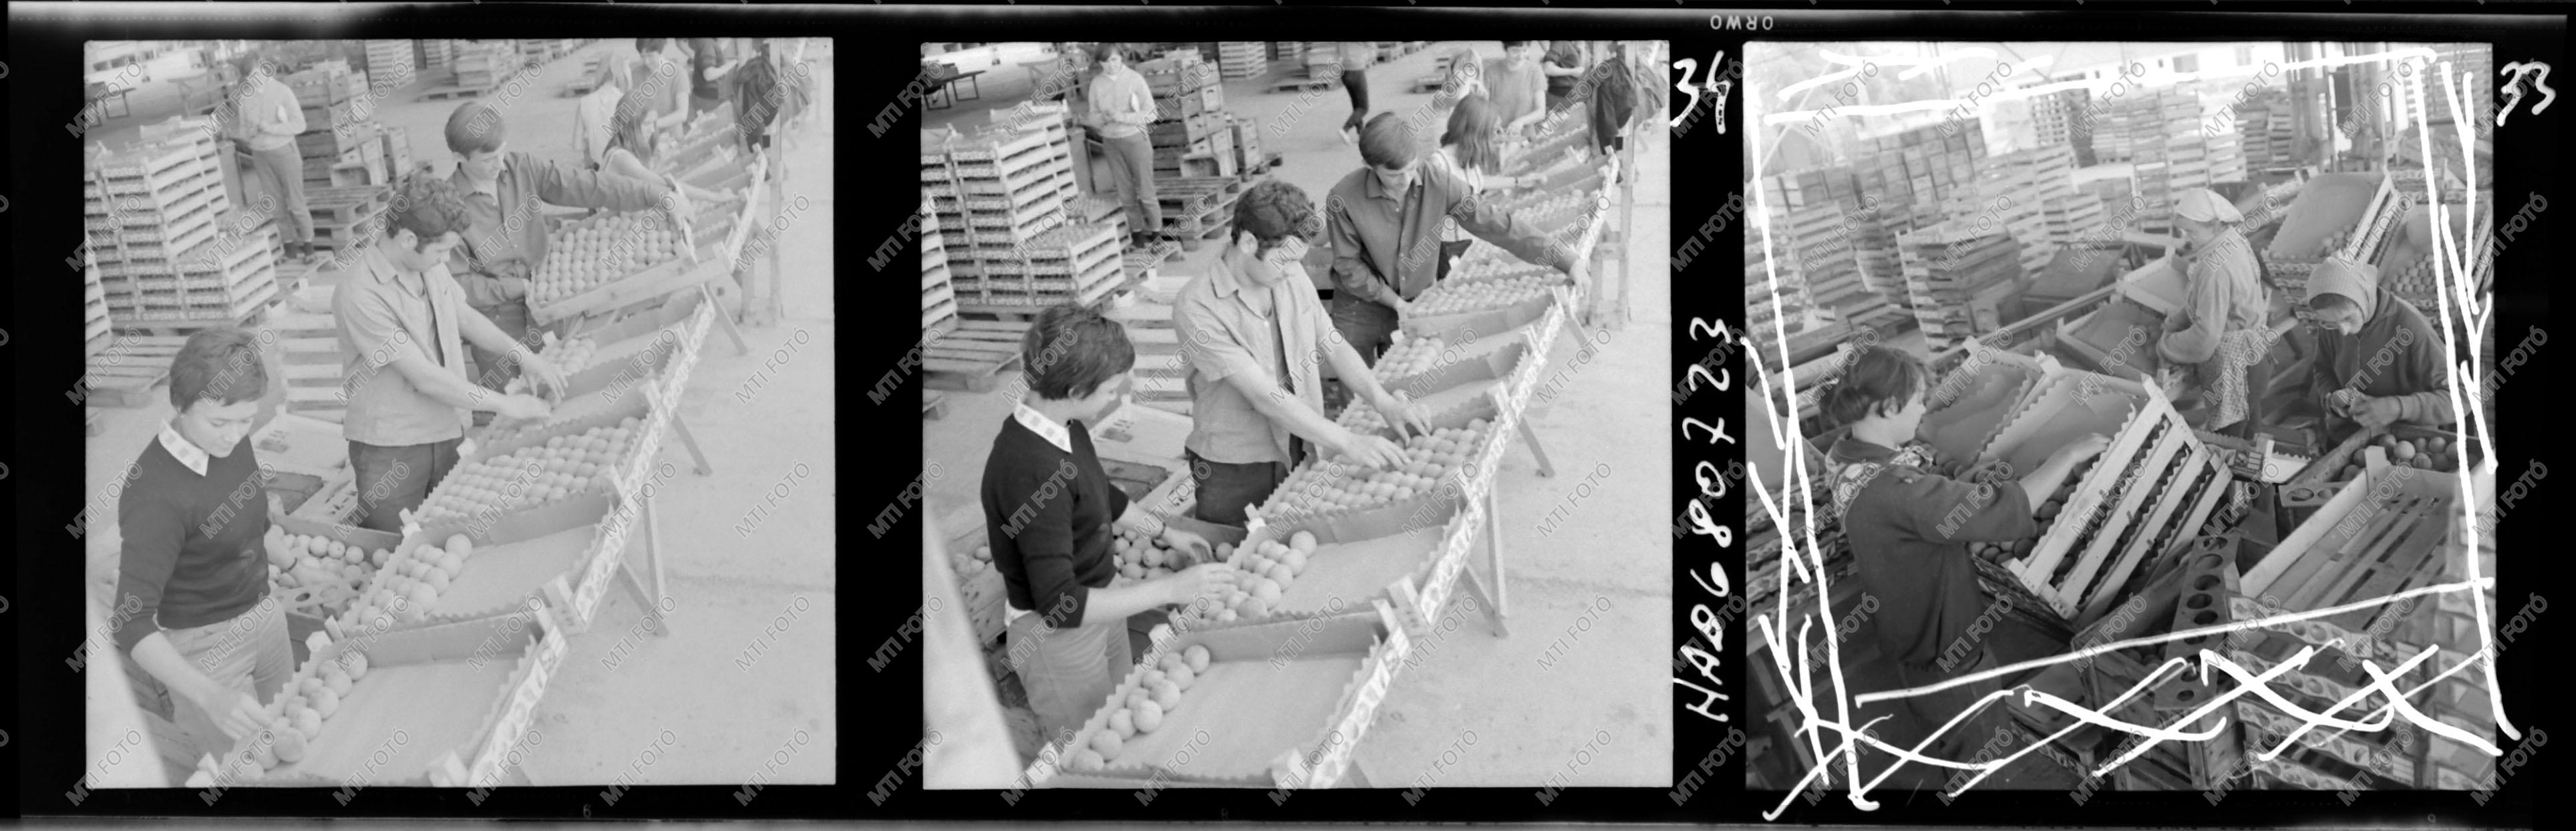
[
  {"x1": 1327, "y1": 293, "x2": 1400, "y2": 368},
  {"x1": 1342, "y1": 67, "x2": 1370, "y2": 133},
  {"x1": 1893, "y1": 649, "x2": 2004, "y2": 763},
  {"x1": 348, "y1": 437, "x2": 464, "y2": 534},
  {"x1": 1187, "y1": 449, "x2": 1291, "y2": 528}
]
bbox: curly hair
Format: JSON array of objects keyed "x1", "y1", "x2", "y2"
[
  {"x1": 1229, "y1": 179, "x2": 1320, "y2": 259},
  {"x1": 1022, "y1": 304, "x2": 1135, "y2": 401},
  {"x1": 383, "y1": 167, "x2": 470, "y2": 251}
]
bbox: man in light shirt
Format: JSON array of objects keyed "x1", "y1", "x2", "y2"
[
  {"x1": 224, "y1": 49, "x2": 318, "y2": 266},
  {"x1": 333, "y1": 172, "x2": 565, "y2": 533}
]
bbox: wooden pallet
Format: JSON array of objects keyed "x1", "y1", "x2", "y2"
[{"x1": 925, "y1": 319, "x2": 1030, "y2": 393}]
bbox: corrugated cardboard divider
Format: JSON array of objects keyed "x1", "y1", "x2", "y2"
[
  {"x1": 1400, "y1": 292, "x2": 1553, "y2": 343},
  {"x1": 1917, "y1": 356, "x2": 2046, "y2": 466},
  {"x1": 1049, "y1": 611, "x2": 1390, "y2": 786},
  {"x1": 331, "y1": 494, "x2": 615, "y2": 638},
  {"x1": 260, "y1": 615, "x2": 543, "y2": 786},
  {"x1": 1383, "y1": 337, "x2": 1526, "y2": 402},
  {"x1": 1975, "y1": 369, "x2": 2148, "y2": 475},
  {"x1": 558, "y1": 322, "x2": 687, "y2": 399}
]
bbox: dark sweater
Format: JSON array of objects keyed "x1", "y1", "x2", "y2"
[
  {"x1": 2310, "y1": 288, "x2": 2456, "y2": 442},
  {"x1": 113, "y1": 434, "x2": 271, "y2": 653},
  {"x1": 981, "y1": 416, "x2": 1128, "y2": 630}
]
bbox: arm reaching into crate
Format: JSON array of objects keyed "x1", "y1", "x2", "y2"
[
  {"x1": 522, "y1": 150, "x2": 673, "y2": 214},
  {"x1": 457, "y1": 305, "x2": 569, "y2": 400},
  {"x1": 341, "y1": 288, "x2": 552, "y2": 420}
]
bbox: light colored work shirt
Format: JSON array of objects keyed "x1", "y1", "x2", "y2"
[
  {"x1": 335, "y1": 245, "x2": 472, "y2": 448},
  {"x1": 1087, "y1": 66, "x2": 1154, "y2": 140},
  {"x1": 232, "y1": 73, "x2": 306, "y2": 153},
  {"x1": 1176, "y1": 251, "x2": 1332, "y2": 467}
]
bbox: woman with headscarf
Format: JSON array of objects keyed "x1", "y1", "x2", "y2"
[
  {"x1": 2302, "y1": 256, "x2": 2456, "y2": 444},
  {"x1": 2156, "y1": 188, "x2": 2273, "y2": 438}
]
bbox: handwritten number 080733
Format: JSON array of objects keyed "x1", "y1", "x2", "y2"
[{"x1": 1671, "y1": 51, "x2": 1733, "y2": 132}]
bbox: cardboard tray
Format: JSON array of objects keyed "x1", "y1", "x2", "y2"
[
  {"x1": 2287, "y1": 423, "x2": 2486, "y2": 488},
  {"x1": 1399, "y1": 285, "x2": 1575, "y2": 344},
  {"x1": 1029, "y1": 603, "x2": 1409, "y2": 788},
  {"x1": 1378, "y1": 328, "x2": 1534, "y2": 402},
  {"x1": 1974, "y1": 369, "x2": 2153, "y2": 476},
  {"x1": 1917, "y1": 351, "x2": 2052, "y2": 466},
  {"x1": 229, "y1": 607, "x2": 564, "y2": 788},
  {"x1": 269, "y1": 513, "x2": 405, "y2": 619},
  {"x1": 1250, "y1": 390, "x2": 1504, "y2": 535},
  {"x1": 325, "y1": 494, "x2": 615, "y2": 639}
]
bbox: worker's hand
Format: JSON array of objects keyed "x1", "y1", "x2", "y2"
[
  {"x1": 1372, "y1": 394, "x2": 1432, "y2": 442},
  {"x1": 190, "y1": 684, "x2": 269, "y2": 745},
  {"x1": 2352, "y1": 396, "x2": 2404, "y2": 432},
  {"x1": 2325, "y1": 388, "x2": 2366, "y2": 416},
  {"x1": 1333, "y1": 430, "x2": 1410, "y2": 472},
  {"x1": 520, "y1": 354, "x2": 571, "y2": 403},
  {"x1": 1164, "y1": 562, "x2": 1240, "y2": 607},
  {"x1": 492, "y1": 393, "x2": 554, "y2": 422},
  {"x1": 1158, "y1": 527, "x2": 1213, "y2": 564},
  {"x1": 1565, "y1": 259, "x2": 1593, "y2": 297},
  {"x1": 498, "y1": 276, "x2": 531, "y2": 301}
]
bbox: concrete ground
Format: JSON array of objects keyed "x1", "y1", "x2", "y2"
[
  {"x1": 923, "y1": 42, "x2": 1673, "y2": 788},
  {"x1": 82, "y1": 39, "x2": 838, "y2": 786}
]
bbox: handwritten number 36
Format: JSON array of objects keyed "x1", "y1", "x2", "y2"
[
  {"x1": 2499, "y1": 61, "x2": 2556, "y2": 126},
  {"x1": 1671, "y1": 51, "x2": 1734, "y2": 132}
]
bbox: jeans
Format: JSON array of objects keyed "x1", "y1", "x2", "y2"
[
  {"x1": 348, "y1": 438, "x2": 462, "y2": 534},
  {"x1": 165, "y1": 597, "x2": 295, "y2": 763},
  {"x1": 1893, "y1": 648, "x2": 2003, "y2": 762},
  {"x1": 1007, "y1": 607, "x2": 1132, "y2": 747},
  {"x1": 1101, "y1": 131, "x2": 1161, "y2": 234},
  {"x1": 1328, "y1": 293, "x2": 1400, "y2": 367},
  {"x1": 248, "y1": 142, "x2": 315, "y2": 244},
  {"x1": 1342, "y1": 67, "x2": 1370, "y2": 134},
  {"x1": 1186, "y1": 449, "x2": 1289, "y2": 528}
]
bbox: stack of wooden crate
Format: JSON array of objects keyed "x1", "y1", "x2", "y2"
[
  {"x1": 923, "y1": 200, "x2": 959, "y2": 341},
  {"x1": 287, "y1": 61, "x2": 389, "y2": 190},
  {"x1": 418, "y1": 39, "x2": 455, "y2": 74},
  {"x1": 1897, "y1": 221, "x2": 2024, "y2": 351},
  {"x1": 1142, "y1": 52, "x2": 1234, "y2": 180},
  {"x1": 1217, "y1": 41, "x2": 1268, "y2": 79},
  {"x1": 87, "y1": 136, "x2": 282, "y2": 331},
  {"x1": 453, "y1": 40, "x2": 519, "y2": 91},
  {"x1": 364, "y1": 40, "x2": 417, "y2": 88},
  {"x1": 924, "y1": 125, "x2": 1128, "y2": 314}
]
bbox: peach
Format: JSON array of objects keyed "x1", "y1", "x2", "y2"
[
  {"x1": 1109, "y1": 708, "x2": 1136, "y2": 738},
  {"x1": 1088, "y1": 729, "x2": 1123, "y2": 760},
  {"x1": 1167, "y1": 665, "x2": 1196, "y2": 690},
  {"x1": 1152, "y1": 680, "x2": 1182, "y2": 710},
  {"x1": 311, "y1": 688, "x2": 341, "y2": 718},
  {"x1": 1184, "y1": 645, "x2": 1211, "y2": 672},
  {"x1": 1133, "y1": 700, "x2": 1164, "y2": 733},
  {"x1": 1069, "y1": 747, "x2": 1108, "y2": 772}
]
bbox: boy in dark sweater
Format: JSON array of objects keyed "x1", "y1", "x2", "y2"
[
  {"x1": 112, "y1": 328, "x2": 295, "y2": 764},
  {"x1": 981, "y1": 304, "x2": 1232, "y2": 745}
]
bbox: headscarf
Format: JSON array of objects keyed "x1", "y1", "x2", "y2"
[
  {"x1": 2307, "y1": 256, "x2": 2382, "y2": 323},
  {"x1": 2173, "y1": 187, "x2": 2245, "y2": 225}
]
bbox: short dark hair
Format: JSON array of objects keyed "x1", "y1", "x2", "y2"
[
  {"x1": 444, "y1": 101, "x2": 506, "y2": 156},
  {"x1": 1358, "y1": 112, "x2": 1417, "y2": 170},
  {"x1": 1088, "y1": 42, "x2": 1130, "y2": 66},
  {"x1": 1820, "y1": 346, "x2": 1931, "y2": 428},
  {"x1": 1502, "y1": 41, "x2": 1534, "y2": 50},
  {"x1": 169, "y1": 328, "x2": 269, "y2": 411},
  {"x1": 1231, "y1": 179, "x2": 1319, "y2": 259},
  {"x1": 1022, "y1": 304, "x2": 1135, "y2": 401},
  {"x1": 384, "y1": 168, "x2": 469, "y2": 251},
  {"x1": 639, "y1": 39, "x2": 667, "y2": 54}
]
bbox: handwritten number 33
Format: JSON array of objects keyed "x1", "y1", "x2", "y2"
[{"x1": 2499, "y1": 62, "x2": 2555, "y2": 126}]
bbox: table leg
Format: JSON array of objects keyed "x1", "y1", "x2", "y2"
[
  {"x1": 671, "y1": 414, "x2": 716, "y2": 476},
  {"x1": 703, "y1": 282, "x2": 754, "y2": 355},
  {"x1": 1458, "y1": 486, "x2": 1508, "y2": 637},
  {"x1": 1517, "y1": 413, "x2": 1555, "y2": 478},
  {"x1": 961, "y1": 73, "x2": 983, "y2": 103}
]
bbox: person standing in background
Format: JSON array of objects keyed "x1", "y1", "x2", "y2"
[
  {"x1": 1484, "y1": 41, "x2": 1549, "y2": 139},
  {"x1": 1086, "y1": 43, "x2": 1164, "y2": 251},
  {"x1": 1337, "y1": 41, "x2": 1376, "y2": 146},
  {"x1": 1541, "y1": 40, "x2": 1587, "y2": 114},
  {"x1": 224, "y1": 49, "x2": 318, "y2": 266},
  {"x1": 685, "y1": 37, "x2": 738, "y2": 120},
  {"x1": 571, "y1": 50, "x2": 635, "y2": 173}
]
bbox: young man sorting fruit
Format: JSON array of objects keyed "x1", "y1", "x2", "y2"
[
  {"x1": 1324, "y1": 113, "x2": 1587, "y2": 369},
  {"x1": 1179, "y1": 179, "x2": 1434, "y2": 528},
  {"x1": 335, "y1": 172, "x2": 566, "y2": 534},
  {"x1": 439, "y1": 100, "x2": 692, "y2": 405},
  {"x1": 984, "y1": 304, "x2": 1229, "y2": 745},
  {"x1": 2302, "y1": 256, "x2": 2456, "y2": 445},
  {"x1": 112, "y1": 328, "x2": 297, "y2": 765}
]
